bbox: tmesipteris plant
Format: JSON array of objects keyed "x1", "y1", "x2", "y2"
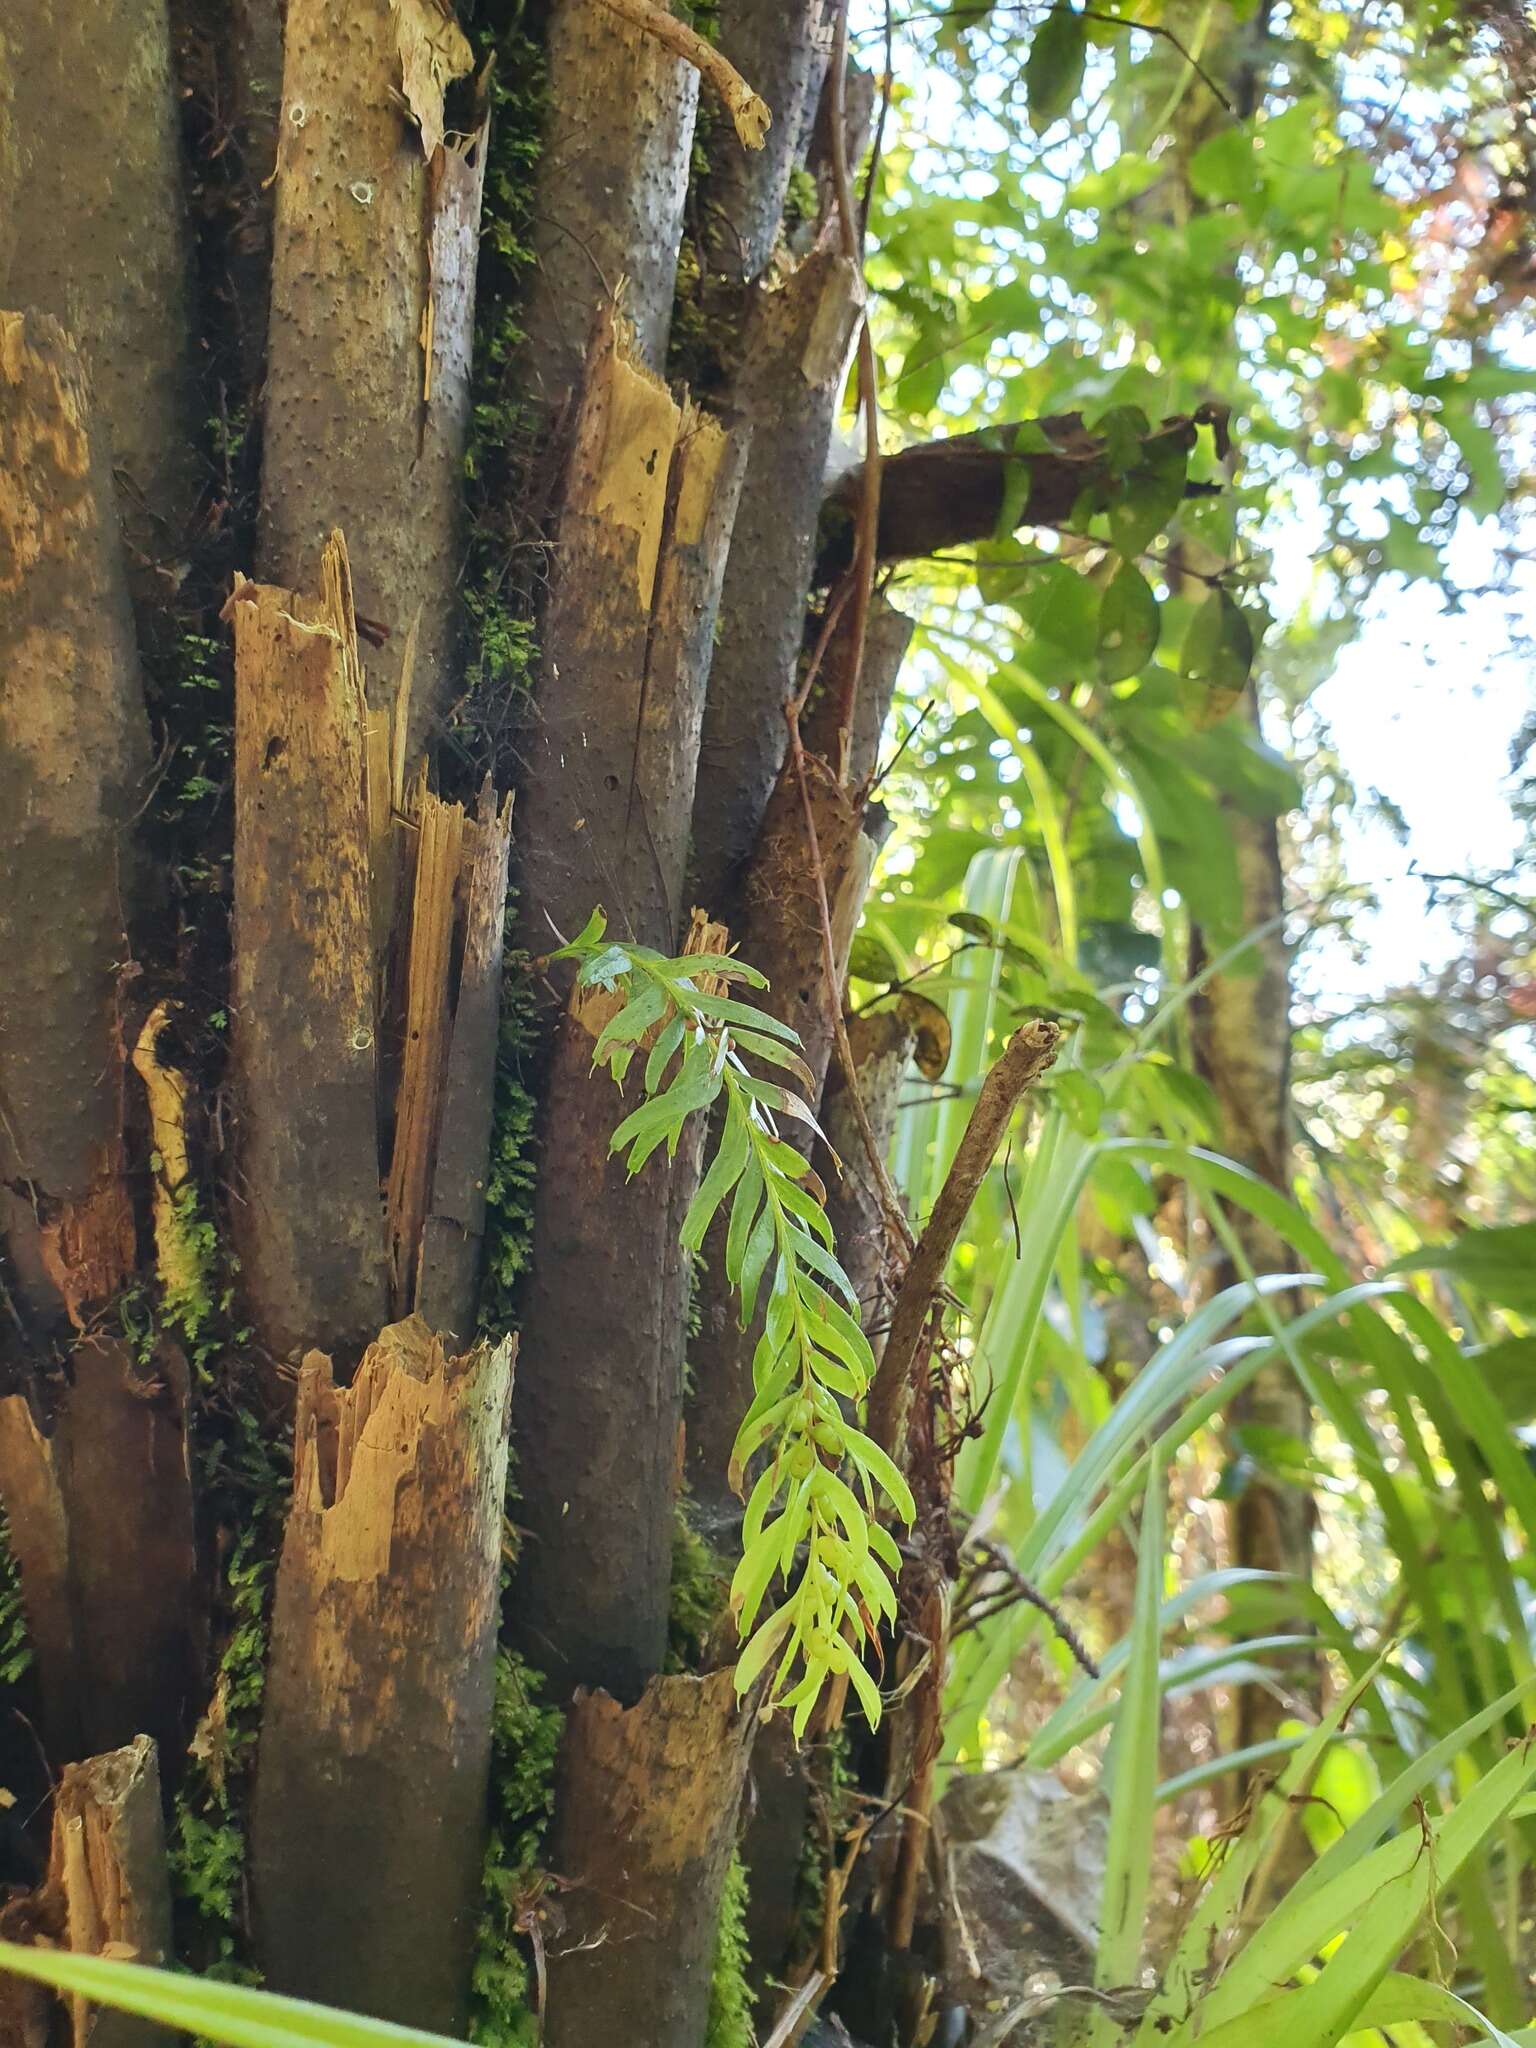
[{"x1": 551, "y1": 909, "x2": 914, "y2": 1736}]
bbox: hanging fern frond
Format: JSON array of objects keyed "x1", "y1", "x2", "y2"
[{"x1": 553, "y1": 909, "x2": 914, "y2": 1736}]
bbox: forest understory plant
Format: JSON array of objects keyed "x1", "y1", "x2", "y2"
[{"x1": 549, "y1": 910, "x2": 915, "y2": 1734}]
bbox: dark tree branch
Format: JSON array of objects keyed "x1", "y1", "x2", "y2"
[
  {"x1": 816, "y1": 407, "x2": 1226, "y2": 583},
  {"x1": 868, "y1": 1016, "x2": 1062, "y2": 1459}
]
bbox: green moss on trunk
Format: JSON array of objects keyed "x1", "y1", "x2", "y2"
[{"x1": 706, "y1": 1852, "x2": 752, "y2": 2048}]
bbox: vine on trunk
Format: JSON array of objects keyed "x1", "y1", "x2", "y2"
[{"x1": 552, "y1": 912, "x2": 914, "y2": 1735}]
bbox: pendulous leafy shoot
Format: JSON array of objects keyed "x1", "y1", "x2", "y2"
[{"x1": 553, "y1": 909, "x2": 914, "y2": 1736}]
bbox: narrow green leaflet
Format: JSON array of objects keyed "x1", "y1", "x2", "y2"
[
  {"x1": 552, "y1": 911, "x2": 913, "y2": 1733},
  {"x1": 0, "y1": 1944, "x2": 456, "y2": 2048},
  {"x1": 1090, "y1": 1466, "x2": 1167, "y2": 2048}
]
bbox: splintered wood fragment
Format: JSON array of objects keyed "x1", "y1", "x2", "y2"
[
  {"x1": 543, "y1": 1670, "x2": 757, "y2": 2048},
  {"x1": 252, "y1": 1316, "x2": 514, "y2": 2033},
  {"x1": 424, "y1": 111, "x2": 489, "y2": 453},
  {"x1": 594, "y1": 0, "x2": 771, "y2": 147},
  {"x1": 0, "y1": 1739, "x2": 174, "y2": 2048},
  {"x1": 130, "y1": 1003, "x2": 199, "y2": 1314},
  {"x1": 417, "y1": 781, "x2": 514, "y2": 1342},
  {"x1": 49, "y1": 1739, "x2": 175, "y2": 2048},
  {"x1": 230, "y1": 529, "x2": 388, "y2": 1369},
  {"x1": 392, "y1": 0, "x2": 474, "y2": 160},
  {"x1": 386, "y1": 791, "x2": 466, "y2": 1314}
]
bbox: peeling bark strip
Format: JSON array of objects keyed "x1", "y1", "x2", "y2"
[
  {"x1": 252, "y1": 1317, "x2": 515, "y2": 2032},
  {"x1": 229, "y1": 536, "x2": 389, "y2": 1367},
  {"x1": 515, "y1": 309, "x2": 749, "y2": 960},
  {"x1": 0, "y1": 313, "x2": 148, "y2": 1333},
  {"x1": 522, "y1": 0, "x2": 699, "y2": 406},
  {"x1": 49, "y1": 1739, "x2": 175, "y2": 2048},
  {"x1": 385, "y1": 773, "x2": 515, "y2": 1339},
  {"x1": 0, "y1": 2, "x2": 195, "y2": 575},
  {"x1": 543, "y1": 1670, "x2": 757, "y2": 2048},
  {"x1": 386, "y1": 793, "x2": 466, "y2": 1310},
  {"x1": 688, "y1": 236, "x2": 863, "y2": 915},
  {"x1": 259, "y1": 0, "x2": 488, "y2": 751}
]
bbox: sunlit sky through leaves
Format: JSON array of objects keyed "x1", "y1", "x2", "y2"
[{"x1": 856, "y1": 0, "x2": 1534, "y2": 1021}]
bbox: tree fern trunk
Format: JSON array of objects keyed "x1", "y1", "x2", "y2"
[{"x1": 0, "y1": 4, "x2": 912, "y2": 2041}]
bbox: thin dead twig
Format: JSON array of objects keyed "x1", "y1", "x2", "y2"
[
  {"x1": 867, "y1": 1017, "x2": 1062, "y2": 1459},
  {"x1": 827, "y1": 0, "x2": 882, "y2": 778},
  {"x1": 955, "y1": 1535, "x2": 1100, "y2": 1678}
]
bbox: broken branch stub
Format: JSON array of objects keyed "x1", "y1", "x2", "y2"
[
  {"x1": 514, "y1": 308, "x2": 749, "y2": 963},
  {"x1": 0, "y1": 311, "x2": 148, "y2": 1334},
  {"x1": 0, "y1": 314, "x2": 197, "y2": 1773},
  {"x1": 507, "y1": 316, "x2": 747, "y2": 1702},
  {"x1": 48, "y1": 1738, "x2": 176, "y2": 2048},
  {"x1": 232, "y1": 534, "x2": 515, "y2": 1369},
  {"x1": 687, "y1": 234, "x2": 864, "y2": 916},
  {"x1": 229, "y1": 536, "x2": 390, "y2": 1369},
  {"x1": 543, "y1": 1669, "x2": 757, "y2": 2048},
  {"x1": 0, "y1": 1737, "x2": 175, "y2": 2048},
  {"x1": 252, "y1": 1317, "x2": 515, "y2": 2033},
  {"x1": 0, "y1": 4, "x2": 197, "y2": 588},
  {"x1": 259, "y1": 0, "x2": 489, "y2": 752},
  {"x1": 522, "y1": 0, "x2": 700, "y2": 406}
]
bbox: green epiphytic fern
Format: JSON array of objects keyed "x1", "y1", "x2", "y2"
[{"x1": 552, "y1": 910, "x2": 914, "y2": 1736}]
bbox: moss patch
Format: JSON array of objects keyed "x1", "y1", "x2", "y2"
[
  {"x1": 480, "y1": 937, "x2": 540, "y2": 1336},
  {"x1": 668, "y1": 1498, "x2": 732, "y2": 1673},
  {"x1": 706, "y1": 1851, "x2": 752, "y2": 2048},
  {"x1": 469, "y1": 1648, "x2": 565, "y2": 2048},
  {"x1": 0, "y1": 1511, "x2": 32, "y2": 1689},
  {"x1": 169, "y1": 1397, "x2": 288, "y2": 1978}
]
